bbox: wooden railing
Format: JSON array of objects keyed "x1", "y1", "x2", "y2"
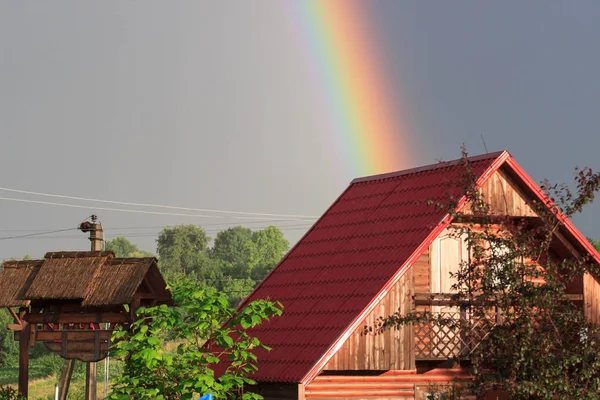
[
  {"x1": 412, "y1": 292, "x2": 585, "y2": 361},
  {"x1": 413, "y1": 310, "x2": 495, "y2": 360},
  {"x1": 413, "y1": 294, "x2": 497, "y2": 361}
]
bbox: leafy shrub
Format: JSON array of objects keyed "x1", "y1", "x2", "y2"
[
  {"x1": 108, "y1": 281, "x2": 282, "y2": 400},
  {"x1": 0, "y1": 386, "x2": 25, "y2": 400}
]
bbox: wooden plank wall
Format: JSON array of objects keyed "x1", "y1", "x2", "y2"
[
  {"x1": 323, "y1": 251, "x2": 429, "y2": 371},
  {"x1": 306, "y1": 369, "x2": 474, "y2": 400},
  {"x1": 584, "y1": 273, "x2": 600, "y2": 324},
  {"x1": 464, "y1": 168, "x2": 537, "y2": 217}
]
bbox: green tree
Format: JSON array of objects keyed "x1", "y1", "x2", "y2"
[
  {"x1": 157, "y1": 225, "x2": 212, "y2": 282},
  {"x1": 374, "y1": 151, "x2": 600, "y2": 399},
  {"x1": 251, "y1": 226, "x2": 289, "y2": 281},
  {"x1": 108, "y1": 281, "x2": 283, "y2": 400},
  {"x1": 219, "y1": 277, "x2": 257, "y2": 307},
  {"x1": 105, "y1": 237, "x2": 154, "y2": 258},
  {"x1": 210, "y1": 226, "x2": 289, "y2": 281},
  {"x1": 589, "y1": 238, "x2": 600, "y2": 253},
  {"x1": 0, "y1": 309, "x2": 18, "y2": 368},
  {"x1": 210, "y1": 227, "x2": 258, "y2": 279}
]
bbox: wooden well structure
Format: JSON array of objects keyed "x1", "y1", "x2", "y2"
[{"x1": 0, "y1": 250, "x2": 173, "y2": 399}]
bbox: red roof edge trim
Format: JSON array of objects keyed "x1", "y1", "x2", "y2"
[
  {"x1": 503, "y1": 156, "x2": 600, "y2": 265},
  {"x1": 301, "y1": 151, "x2": 509, "y2": 385},
  {"x1": 235, "y1": 184, "x2": 356, "y2": 313},
  {"x1": 351, "y1": 151, "x2": 506, "y2": 184}
]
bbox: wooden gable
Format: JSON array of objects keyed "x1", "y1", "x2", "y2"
[
  {"x1": 464, "y1": 167, "x2": 537, "y2": 217},
  {"x1": 323, "y1": 253, "x2": 424, "y2": 371}
]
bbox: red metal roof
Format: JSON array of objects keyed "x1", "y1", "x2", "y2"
[{"x1": 241, "y1": 151, "x2": 506, "y2": 384}]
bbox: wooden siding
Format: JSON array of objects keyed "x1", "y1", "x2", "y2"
[
  {"x1": 464, "y1": 168, "x2": 537, "y2": 217},
  {"x1": 584, "y1": 273, "x2": 600, "y2": 324},
  {"x1": 306, "y1": 369, "x2": 473, "y2": 400},
  {"x1": 413, "y1": 251, "x2": 430, "y2": 295},
  {"x1": 323, "y1": 256, "x2": 424, "y2": 371}
]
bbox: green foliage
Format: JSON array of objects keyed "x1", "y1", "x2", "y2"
[
  {"x1": 105, "y1": 237, "x2": 154, "y2": 258},
  {"x1": 0, "y1": 386, "x2": 25, "y2": 400},
  {"x1": 219, "y1": 277, "x2": 256, "y2": 307},
  {"x1": 374, "y1": 148, "x2": 600, "y2": 399},
  {"x1": 250, "y1": 227, "x2": 289, "y2": 281},
  {"x1": 155, "y1": 224, "x2": 289, "y2": 305},
  {"x1": 211, "y1": 227, "x2": 258, "y2": 279},
  {"x1": 210, "y1": 225, "x2": 289, "y2": 281},
  {"x1": 0, "y1": 309, "x2": 18, "y2": 368},
  {"x1": 588, "y1": 237, "x2": 600, "y2": 253},
  {"x1": 108, "y1": 281, "x2": 283, "y2": 400},
  {"x1": 157, "y1": 225, "x2": 212, "y2": 281}
]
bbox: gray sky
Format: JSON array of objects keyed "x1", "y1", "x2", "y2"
[{"x1": 1, "y1": 1, "x2": 599, "y2": 259}]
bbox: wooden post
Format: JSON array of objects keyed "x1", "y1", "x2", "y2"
[
  {"x1": 495, "y1": 305, "x2": 504, "y2": 325},
  {"x1": 57, "y1": 360, "x2": 74, "y2": 400},
  {"x1": 85, "y1": 362, "x2": 97, "y2": 399},
  {"x1": 85, "y1": 218, "x2": 102, "y2": 400},
  {"x1": 18, "y1": 307, "x2": 29, "y2": 398},
  {"x1": 460, "y1": 305, "x2": 468, "y2": 356}
]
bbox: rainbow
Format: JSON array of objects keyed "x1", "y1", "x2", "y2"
[{"x1": 288, "y1": 0, "x2": 412, "y2": 177}]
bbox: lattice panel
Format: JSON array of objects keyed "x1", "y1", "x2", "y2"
[{"x1": 414, "y1": 311, "x2": 495, "y2": 360}]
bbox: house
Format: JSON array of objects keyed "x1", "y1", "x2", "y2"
[{"x1": 237, "y1": 151, "x2": 600, "y2": 400}]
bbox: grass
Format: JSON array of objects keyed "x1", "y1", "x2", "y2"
[
  {"x1": 0, "y1": 366, "x2": 54, "y2": 386},
  {"x1": 1, "y1": 356, "x2": 122, "y2": 400}
]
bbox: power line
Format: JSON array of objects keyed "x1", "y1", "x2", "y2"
[
  {"x1": 0, "y1": 186, "x2": 318, "y2": 220},
  {"x1": 0, "y1": 196, "x2": 315, "y2": 221},
  {"x1": 0, "y1": 219, "x2": 314, "y2": 232},
  {"x1": 0, "y1": 227, "x2": 78, "y2": 241},
  {"x1": 0, "y1": 225, "x2": 313, "y2": 241},
  {"x1": 7, "y1": 226, "x2": 313, "y2": 240}
]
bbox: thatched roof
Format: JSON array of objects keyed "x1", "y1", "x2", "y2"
[
  {"x1": 25, "y1": 252, "x2": 113, "y2": 300},
  {"x1": 0, "y1": 251, "x2": 171, "y2": 307},
  {"x1": 82, "y1": 258, "x2": 154, "y2": 306},
  {"x1": 0, "y1": 260, "x2": 43, "y2": 307}
]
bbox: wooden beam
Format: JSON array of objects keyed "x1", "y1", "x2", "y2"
[
  {"x1": 8, "y1": 307, "x2": 21, "y2": 325},
  {"x1": 26, "y1": 311, "x2": 128, "y2": 324},
  {"x1": 36, "y1": 330, "x2": 112, "y2": 342},
  {"x1": 7, "y1": 324, "x2": 23, "y2": 331},
  {"x1": 298, "y1": 383, "x2": 306, "y2": 400},
  {"x1": 44, "y1": 341, "x2": 111, "y2": 353},
  {"x1": 142, "y1": 275, "x2": 156, "y2": 296},
  {"x1": 413, "y1": 292, "x2": 584, "y2": 305},
  {"x1": 85, "y1": 362, "x2": 97, "y2": 400},
  {"x1": 18, "y1": 309, "x2": 29, "y2": 398},
  {"x1": 555, "y1": 231, "x2": 582, "y2": 259},
  {"x1": 58, "y1": 360, "x2": 74, "y2": 400}
]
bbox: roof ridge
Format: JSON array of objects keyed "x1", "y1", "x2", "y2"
[
  {"x1": 44, "y1": 250, "x2": 115, "y2": 259},
  {"x1": 351, "y1": 150, "x2": 507, "y2": 184}
]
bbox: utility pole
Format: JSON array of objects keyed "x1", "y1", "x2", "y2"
[
  {"x1": 85, "y1": 215, "x2": 102, "y2": 400},
  {"x1": 58, "y1": 216, "x2": 103, "y2": 400}
]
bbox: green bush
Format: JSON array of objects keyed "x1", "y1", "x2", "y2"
[
  {"x1": 0, "y1": 386, "x2": 25, "y2": 400},
  {"x1": 108, "y1": 281, "x2": 283, "y2": 400}
]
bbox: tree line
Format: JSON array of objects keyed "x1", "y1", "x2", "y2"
[{"x1": 105, "y1": 224, "x2": 289, "y2": 305}]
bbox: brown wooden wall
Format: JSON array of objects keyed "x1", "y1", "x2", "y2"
[
  {"x1": 307, "y1": 369, "x2": 473, "y2": 400},
  {"x1": 413, "y1": 251, "x2": 430, "y2": 295},
  {"x1": 464, "y1": 168, "x2": 537, "y2": 217},
  {"x1": 322, "y1": 252, "x2": 427, "y2": 371},
  {"x1": 584, "y1": 273, "x2": 600, "y2": 324}
]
